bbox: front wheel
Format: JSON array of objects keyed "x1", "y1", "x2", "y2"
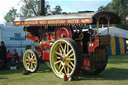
[
  {"x1": 50, "y1": 39, "x2": 82, "y2": 78},
  {"x1": 23, "y1": 49, "x2": 39, "y2": 72}
]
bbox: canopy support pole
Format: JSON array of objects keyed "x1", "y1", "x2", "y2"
[
  {"x1": 96, "y1": 18, "x2": 99, "y2": 35},
  {"x1": 107, "y1": 17, "x2": 111, "y2": 35}
]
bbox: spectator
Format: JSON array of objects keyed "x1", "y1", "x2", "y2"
[
  {"x1": 13, "y1": 49, "x2": 20, "y2": 69},
  {"x1": 0, "y1": 59, "x2": 3, "y2": 70},
  {"x1": 0, "y1": 41, "x2": 7, "y2": 70},
  {"x1": 0, "y1": 48, "x2": 3, "y2": 70},
  {"x1": 7, "y1": 50, "x2": 13, "y2": 59},
  {"x1": 7, "y1": 50, "x2": 13, "y2": 66},
  {"x1": 0, "y1": 43, "x2": 2, "y2": 60}
]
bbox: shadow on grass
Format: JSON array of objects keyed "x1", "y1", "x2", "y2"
[
  {"x1": 0, "y1": 77, "x2": 9, "y2": 80},
  {"x1": 0, "y1": 63, "x2": 24, "y2": 75},
  {"x1": 38, "y1": 62, "x2": 52, "y2": 73},
  {"x1": 0, "y1": 62, "x2": 51, "y2": 75},
  {"x1": 79, "y1": 67, "x2": 128, "y2": 80},
  {"x1": 0, "y1": 65, "x2": 23, "y2": 80}
]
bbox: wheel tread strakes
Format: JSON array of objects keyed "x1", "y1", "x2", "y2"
[
  {"x1": 23, "y1": 49, "x2": 39, "y2": 72},
  {"x1": 50, "y1": 38, "x2": 82, "y2": 78}
]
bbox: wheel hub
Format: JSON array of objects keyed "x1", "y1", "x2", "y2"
[
  {"x1": 60, "y1": 55, "x2": 68, "y2": 65},
  {"x1": 63, "y1": 56, "x2": 67, "y2": 61},
  {"x1": 29, "y1": 59, "x2": 34, "y2": 64}
]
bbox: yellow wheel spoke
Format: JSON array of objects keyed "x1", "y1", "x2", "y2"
[
  {"x1": 58, "y1": 63, "x2": 62, "y2": 70},
  {"x1": 59, "y1": 43, "x2": 64, "y2": 52},
  {"x1": 31, "y1": 63, "x2": 34, "y2": 69},
  {"x1": 64, "y1": 66, "x2": 66, "y2": 74},
  {"x1": 55, "y1": 51, "x2": 62, "y2": 56},
  {"x1": 32, "y1": 55, "x2": 35, "y2": 59},
  {"x1": 33, "y1": 64, "x2": 36, "y2": 68},
  {"x1": 60, "y1": 65, "x2": 64, "y2": 73},
  {"x1": 64, "y1": 44, "x2": 67, "y2": 55},
  {"x1": 68, "y1": 64, "x2": 73, "y2": 70},
  {"x1": 32, "y1": 61, "x2": 37, "y2": 64},
  {"x1": 69, "y1": 61, "x2": 74, "y2": 67},
  {"x1": 59, "y1": 47, "x2": 62, "y2": 55},
  {"x1": 68, "y1": 53, "x2": 74, "y2": 58},
  {"x1": 32, "y1": 63, "x2": 37, "y2": 68},
  {"x1": 66, "y1": 49, "x2": 73, "y2": 56},
  {"x1": 26, "y1": 62, "x2": 30, "y2": 66},
  {"x1": 54, "y1": 60, "x2": 61, "y2": 65},
  {"x1": 67, "y1": 44, "x2": 69, "y2": 54},
  {"x1": 67, "y1": 58, "x2": 74, "y2": 61},
  {"x1": 31, "y1": 53, "x2": 33, "y2": 59},
  {"x1": 56, "y1": 56, "x2": 61, "y2": 59},
  {"x1": 29, "y1": 64, "x2": 31, "y2": 69}
]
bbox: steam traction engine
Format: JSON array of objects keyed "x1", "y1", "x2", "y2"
[{"x1": 14, "y1": 11, "x2": 120, "y2": 79}]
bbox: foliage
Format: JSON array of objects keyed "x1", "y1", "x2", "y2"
[
  {"x1": 20, "y1": 0, "x2": 39, "y2": 16},
  {"x1": 4, "y1": 8, "x2": 18, "y2": 26},
  {"x1": 20, "y1": 0, "x2": 63, "y2": 16},
  {"x1": 98, "y1": 0, "x2": 128, "y2": 27},
  {"x1": 52, "y1": 5, "x2": 62, "y2": 15}
]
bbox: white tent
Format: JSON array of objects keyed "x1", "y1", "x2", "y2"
[
  {"x1": 0, "y1": 25, "x2": 33, "y2": 56},
  {"x1": 99, "y1": 26, "x2": 128, "y2": 39}
]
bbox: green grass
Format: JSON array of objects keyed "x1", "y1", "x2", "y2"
[{"x1": 0, "y1": 55, "x2": 128, "y2": 85}]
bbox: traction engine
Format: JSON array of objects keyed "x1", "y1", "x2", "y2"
[{"x1": 14, "y1": 11, "x2": 120, "y2": 79}]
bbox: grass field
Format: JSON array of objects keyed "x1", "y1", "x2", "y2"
[{"x1": 0, "y1": 55, "x2": 128, "y2": 85}]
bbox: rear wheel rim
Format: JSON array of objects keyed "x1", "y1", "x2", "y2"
[
  {"x1": 23, "y1": 50, "x2": 38, "y2": 72},
  {"x1": 50, "y1": 40, "x2": 76, "y2": 78}
]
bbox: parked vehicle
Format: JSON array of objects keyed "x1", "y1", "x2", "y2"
[{"x1": 14, "y1": 11, "x2": 120, "y2": 79}]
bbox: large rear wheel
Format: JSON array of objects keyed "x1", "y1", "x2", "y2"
[
  {"x1": 23, "y1": 49, "x2": 39, "y2": 72},
  {"x1": 50, "y1": 39, "x2": 82, "y2": 78},
  {"x1": 82, "y1": 48, "x2": 108, "y2": 75}
]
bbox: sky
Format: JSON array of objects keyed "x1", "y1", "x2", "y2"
[{"x1": 0, "y1": 0, "x2": 111, "y2": 24}]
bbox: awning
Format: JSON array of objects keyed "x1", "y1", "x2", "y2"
[{"x1": 14, "y1": 11, "x2": 120, "y2": 26}]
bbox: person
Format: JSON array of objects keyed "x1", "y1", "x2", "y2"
[
  {"x1": 7, "y1": 50, "x2": 13, "y2": 60},
  {"x1": 7, "y1": 50, "x2": 13, "y2": 67},
  {"x1": 13, "y1": 49, "x2": 20, "y2": 69},
  {"x1": 0, "y1": 41, "x2": 7, "y2": 70},
  {"x1": 0, "y1": 48, "x2": 4, "y2": 70}
]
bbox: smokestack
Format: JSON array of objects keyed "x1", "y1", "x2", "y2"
[{"x1": 39, "y1": 0, "x2": 45, "y2": 16}]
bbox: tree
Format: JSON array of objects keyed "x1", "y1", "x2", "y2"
[
  {"x1": 98, "y1": 6, "x2": 105, "y2": 12},
  {"x1": 20, "y1": 0, "x2": 39, "y2": 16},
  {"x1": 4, "y1": 7, "x2": 18, "y2": 26},
  {"x1": 98, "y1": 0, "x2": 128, "y2": 25},
  {"x1": 20, "y1": 0, "x2": 63, "y2": 16},
  {"x1": 52, "y1": 5, "x2": 62, "y2": 15}
]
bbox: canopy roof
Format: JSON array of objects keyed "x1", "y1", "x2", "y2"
[{"x1": 14, "y1": 11, "x2": 120, "y2": 26}]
